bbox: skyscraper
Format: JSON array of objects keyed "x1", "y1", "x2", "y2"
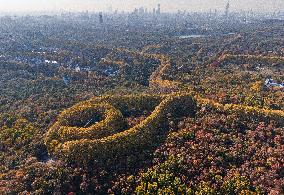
[
  {"x1": 225, "y1": 0, "x2": 230, "y2": 18},
  {"x1": 157, "y1": 4, "x2": 161, "y2": 15},
  {"x1": 99, "y1": 12, "x2": 103, "y2": 24}
]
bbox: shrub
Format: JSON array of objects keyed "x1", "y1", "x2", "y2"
[{"x1": 45, "y1": 93, "x2": 196, "y2": 164}]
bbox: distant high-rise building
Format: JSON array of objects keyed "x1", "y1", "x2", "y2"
[
  {"x1": 214, "y1": 9, "x2": 218, "y2": 15},
  {"x1": 107, "y1": 5, "x2": 113, "y2": 13},
  {"x1": 225, "y1": 0, "x2": 230, "y2": 18},
  {"x1": 139, "y1": 7, "x2": 145, "y2": 15},
  {"x1": 157, "y1": 4, "x2": 161, "y2": 15},
  {"x1": 133, "y1": 8, "x2": 139, "y2": 15},
  {"x1": 99, "y1": 12, "x2": 103, "y2": 24}
]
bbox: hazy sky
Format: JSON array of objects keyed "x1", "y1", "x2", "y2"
[{"x1": 0, "y1": 0, "x2": 283, "y2": 13}]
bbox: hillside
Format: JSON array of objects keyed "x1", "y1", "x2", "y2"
[{"x1": 0, "y1": 14, "x2": 283, "y2": 194}]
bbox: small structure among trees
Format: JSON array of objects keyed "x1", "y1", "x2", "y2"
[{"x1": 265, "y1": 78, "x2": 284, "y2": 89}]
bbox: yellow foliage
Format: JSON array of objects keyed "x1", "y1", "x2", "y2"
[
  {"x1": 251, "y1": 81, "x2": 263, "y2": 92},
  {"x1": 45, "y1": 93, "x2": 196, "y2": 164},
  {"x1": 45, "y1": 47, "x2": 284, "y2": 165}
]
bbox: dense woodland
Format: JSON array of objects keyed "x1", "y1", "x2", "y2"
[{"x1": 0, "y1": 14, "x2": 283, "y2": 194}]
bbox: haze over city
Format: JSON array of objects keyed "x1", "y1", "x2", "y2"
[{"x1": 0, "y1": 0, "x2": 283, "y2": 13}]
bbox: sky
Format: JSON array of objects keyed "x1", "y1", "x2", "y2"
[{"x1": 0, "y1": 0, "x2": 283, "y2": 13}]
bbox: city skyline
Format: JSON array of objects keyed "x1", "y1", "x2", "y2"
[{"x1": 0, "y1": 0, "x2": 283, "y2": 13}]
